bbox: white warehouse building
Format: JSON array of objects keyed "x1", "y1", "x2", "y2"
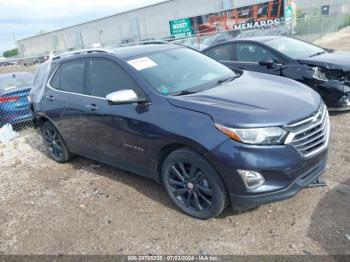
[
  {"x1": 17, "y1": 0, "x2": 225, "y2": 57},
  {"x1": 17, "y1": 0, "x2": 350, "y2": 57}
]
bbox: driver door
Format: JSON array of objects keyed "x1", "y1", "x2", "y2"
[{"x1": 83, "y1": 57, "x2": 153, "y2": 176}]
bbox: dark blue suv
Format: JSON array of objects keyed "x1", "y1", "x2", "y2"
[{"x1": 31, "y1": 44, "x2": 330, "y2": 219}]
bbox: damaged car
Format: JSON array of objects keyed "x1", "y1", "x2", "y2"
[{"x1": 203, "y1": 36, "x2": 350, "y2": 111}]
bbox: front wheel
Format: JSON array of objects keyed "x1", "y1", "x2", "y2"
[{"x1": 161, "y1": 148, "x2": 227, "y2": 219}]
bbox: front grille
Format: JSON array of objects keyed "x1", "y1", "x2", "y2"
[{"x1": 285, "y1": 104, "x2": 330, "y2": 158}]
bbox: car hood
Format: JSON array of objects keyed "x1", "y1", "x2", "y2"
[
  {"x1": 298, "y1": 52, "x2": 350, "y2": 71},
  {"x1": 167, "y1": 71, "x2": 321, "y2": 128}
]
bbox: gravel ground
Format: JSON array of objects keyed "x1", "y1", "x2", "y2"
[
  {"x1": 0, "y1": 113, "x2": 349, "y2": 255},
  {"x1": 0, "y1": 37, "x2": 349, "y2": 256},
  {"x1": 314, "y1": 26, "x2": 350, "y2": 51},
  {"x1": 0, "y1": 65, "x2": 36, "y2": 74}
]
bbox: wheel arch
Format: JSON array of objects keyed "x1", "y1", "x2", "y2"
[
  {"x1": 35, "y1": 116, "x2": 67, "y2": 146},
  {"x1": 156, "y1": 141, "x2": 227, "y2": 195}
]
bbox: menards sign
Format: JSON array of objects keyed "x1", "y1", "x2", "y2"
[
  {"x1": 169, "y1": 0, "x2": 285, "y2": 38},
  {"x1": 233, "y1": 18, "x2": 282, "y2": 30}
]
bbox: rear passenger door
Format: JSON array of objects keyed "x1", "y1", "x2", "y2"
[
  {"x1": 46, "y1": 59, "x2": 98, "y2": 155},
  {"x1": 204, "y1": 43, "x2": 235, "y2": 68}
]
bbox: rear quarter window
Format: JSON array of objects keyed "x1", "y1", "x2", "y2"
[
  {"x1": 50, "y1": 67, "x2": 61, "y2": 90},
  {"x1": 205, "y1": 44, "x2": 233, "y2": 61}
]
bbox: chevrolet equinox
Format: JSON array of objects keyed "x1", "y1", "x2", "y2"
[{"x1": 30, "y1": 44, "x2": 330, "y2": 219}]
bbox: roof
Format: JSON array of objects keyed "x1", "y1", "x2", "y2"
[
  {"x1": 110, "y1": 44, "x2": 180, "y2": 59},
  {"x1": 51, "y1": 44, "x2": 182, "y2": 63},
  {"x1": 201, "y1": 35, "x2": 285, "y2": 51},
  {"x1": 231, "y1": 35, "x2": 282, "y2": 42}
]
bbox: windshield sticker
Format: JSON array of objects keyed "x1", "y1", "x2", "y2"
[{"x1": 127, "y1": 57, "x2": 158, "y2": 71}]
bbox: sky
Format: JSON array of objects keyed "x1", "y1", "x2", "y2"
[{"x1": 0, "y1": 0, "x2": 167, "y2": 54}]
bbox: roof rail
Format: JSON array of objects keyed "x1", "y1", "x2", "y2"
[
  {"x1": 52, "y1": 48, "x2": 111, "y2": 60},
  {"x1": 109, "y1": 39, "x2": 171, "y2": 49}
]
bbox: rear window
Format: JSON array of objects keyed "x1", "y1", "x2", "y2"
[{"x1": 205, "y1": 44, "x2": 233, "y2": 61}]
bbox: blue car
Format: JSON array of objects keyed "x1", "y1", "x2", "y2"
[
  {"x1": 31, "y1": 45, "x2": 330, "y2": 219},
  {"x1": 0, "y1": 72, "x2": 34, "y2": 127}
]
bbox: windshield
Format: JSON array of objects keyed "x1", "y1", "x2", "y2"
[
  {"x1": 0, "y1": 73, "x2": 34, "y2": 91},
  {"x1": 266, "y1": 37, "x2": 326, "y2": 59},
  {"x1": 127, "y1": 48, "x2": 236, "y2": 95}
]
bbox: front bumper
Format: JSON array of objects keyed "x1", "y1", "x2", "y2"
[
  {"x1": 229, "y1": 157, "x2": 326, "y2": 211},
  {"x1": 315, "y1": 81, "x2": 350, "y2": 111},
  {"x1": 207, "y1": 138, "x2": 329, "y2": 211}
]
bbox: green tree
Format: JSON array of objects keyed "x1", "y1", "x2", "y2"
[{"x1": 3, "y1": 48, "x2": 19, "y2": 58}]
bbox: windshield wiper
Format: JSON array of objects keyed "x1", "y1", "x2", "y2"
[
  {"x1": 171, "y1": 90, "x2": 198, "y2": 96},
  {"x1": 216, "y1": 75, "x2": 238, "y2": 86},
  {"x1": 309, "y1": 51, "x2": 327, "y2": 57}
]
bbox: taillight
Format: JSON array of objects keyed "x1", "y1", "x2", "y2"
[{"x1": 0, "y1": 96, "x2": 20, "y2": 103}]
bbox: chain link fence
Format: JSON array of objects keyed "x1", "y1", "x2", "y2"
[
  {"x1": 0, "y1": 66, "x2": 36, "y2": 139},
  {"x1": 165, "y1": 6, "x2": 350, "y2": 50}
]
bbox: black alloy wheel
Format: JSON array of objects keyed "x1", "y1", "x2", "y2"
[
  {"x1": 162, "y1": 148, "x2": 226, "y2": 219},
  {"x1": 41, "y1": 121, "x2": 73, "y2": 163}
]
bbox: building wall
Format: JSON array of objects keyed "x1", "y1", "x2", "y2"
[
  {"x1": 18, "y1": 0, "x2": 223, "y2": 57},
  {"x1": 17, "y1": 0, "x2": 350, "y2": 57},
  {"x1": 231, "y1": 0, "x2": 350, "y2": 11}
]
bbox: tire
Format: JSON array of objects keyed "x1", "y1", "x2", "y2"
[
  {"x1": 161, "y1": 148, "x2": 227, "y2": 219},
  {"x1": 41, "y1": 121, "x2": 73, "y2": 163}
]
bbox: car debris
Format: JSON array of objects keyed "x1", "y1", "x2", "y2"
[{"x1": 0, "y1": 123, "x2": 18, "y2": 143}]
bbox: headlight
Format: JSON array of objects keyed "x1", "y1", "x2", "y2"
[
  {"x1": 343, "y1": 85, "x2": 350, "y2": 93},
  {"x1": 215, "y1": 124, "x2": 287, "y2": 145},
  {"x1": 312, "y1": 67, "x2": 328, "y2": 81}
]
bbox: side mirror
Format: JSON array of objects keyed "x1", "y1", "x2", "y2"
[
  {"x1": 258, "y1": 59, "x2": 275, "y2": 69},
  {"x1": 106, "y1": 90, "x2": 145, "y2": 105}
]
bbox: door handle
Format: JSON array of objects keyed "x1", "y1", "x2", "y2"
[
  {"x1": 85, "y1": 104, "x2": 99, "y2": 111},
  {"x1": 46, "y1": 95, "x2": 55, "y2": 101}
]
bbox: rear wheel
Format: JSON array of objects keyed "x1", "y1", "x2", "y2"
[
  {"x1": 41, "y1": 121, "x2": 73, "y2": 163},
  {"x1": 161, "y1": 148, "x2": 226, "y2": 219}
]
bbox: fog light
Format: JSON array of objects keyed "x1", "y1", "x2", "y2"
[
  {"x1": 237, "y1": 170, "x2": 265, "y2": 190},
  {"x1": 340, "y1": 96, "x2": 350, "y2": 106}
]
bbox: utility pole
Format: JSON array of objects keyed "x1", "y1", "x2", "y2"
[{"x1": 11, "y1": 32, "x2": 22, "y2": 57}]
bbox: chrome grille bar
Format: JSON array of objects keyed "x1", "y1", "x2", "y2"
[{"x1": 285, "y1": 104, "x2": 330, "y2": 158}]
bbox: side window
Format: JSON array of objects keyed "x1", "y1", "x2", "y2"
[
  {"x1": 89, "y1": 59, "x2": 140, "y2": 98},
  {"x1": 60, "y1": 60, "x2": 85, "y2": 94},
  {"x1": 50, "y1": 67, "x2": 61, "y2": 89},
  {"x1": 235, "y1": 43, "x2": 279, "y2": 63},
  {"x1": 205, "y1": 44, "x2": 233, "y2": 61}
]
